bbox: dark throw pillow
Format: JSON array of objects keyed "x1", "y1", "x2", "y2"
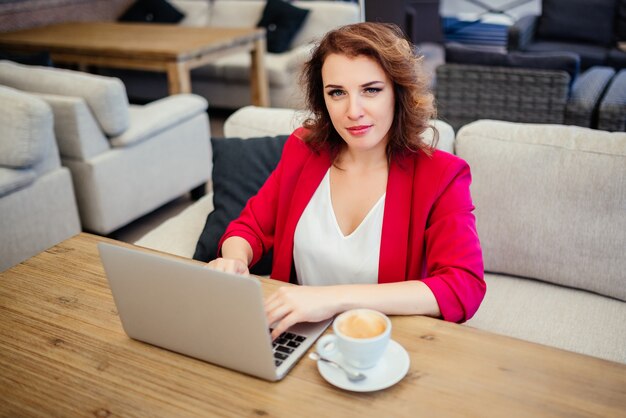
[
  {"x1": 616, "y1": 0, "x2": 626, "y2": 42},
  {"x1": 0, "y1": 51, "x2": 52, "y2": 67},
  {"x1": 256, "y1": 0, "x2": 310, "y2": 53},
  {"x1": 119, "y1": 0, "x2": 185, "y2": 23},
  {"x1": 193, "y1": 135, "x2": 288, "y2": 275},
  {"x1": 536, "y1": 0, "x2": 615, "y2": 46}
]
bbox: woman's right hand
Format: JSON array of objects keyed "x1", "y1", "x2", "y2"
[{"x1": 206, "y1": 257, "x2": 250, "y2": 276}]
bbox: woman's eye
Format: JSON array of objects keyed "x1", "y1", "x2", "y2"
[
  {"x1": 364, "y1": 87, "x2": 382, "y2": 95},
  {"x1": 327, "y1": 89, "x2": 345, "y2": 97}
]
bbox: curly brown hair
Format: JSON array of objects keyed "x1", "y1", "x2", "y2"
[{"x1": 300, "y1": 22, "x2": 437, "y2": 160}]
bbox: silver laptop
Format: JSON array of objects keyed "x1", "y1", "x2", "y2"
[{"x1": 98, "y1": 242, "x2": 331, "y2": 381}]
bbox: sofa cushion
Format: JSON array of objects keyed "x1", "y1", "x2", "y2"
[
  {"x1": 0, "y1": 60, "x2": 130, "y2": 137},
  {"x1": 193, "y1": 135, "x2": 288, "y2": 275},
  {"x1": 536, "y1": 0, "x2": 615, "y2": 46},
  {"x1": 455, "y1": 120, "x2": 626, "y2": 301},
  {"x1": 466, "y1": 273, "x2": 626, "y2": 364},
  {"x1": 524, "y1": 41, "x2": 609, "y2": 70},
  {"x1": 289, "y1": 1, "x2": 360, "y2": 48},
  {"x1": 0, "y1": 86, "x2": 51, "y2": 169},
  {"x1": 169, "y1": 0, "x2": 209, "y2": 26},
  {"x1": 0, "y1": 167, "x2": 36, "y2": 198},
  {"x1": 119, "y1": 0, "x2": 184, "y2": 23},
  {"x1": 257, "y1": 0, "x2": 310, "y2": 53},
  {"x1": 445, "y1": 44, "x2": 580, "y2": 80}
]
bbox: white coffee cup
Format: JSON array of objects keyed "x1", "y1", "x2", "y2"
[{"x1": 316, "y1": 309, "x2": 391, "y2": 369}]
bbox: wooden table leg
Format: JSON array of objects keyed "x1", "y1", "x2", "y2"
[
  {"x1": 167, "y1": 61, "x2": 191, "y2": 95},
  {"x1": 250, "y1": 37, "x2": 270, "y2": 107}
]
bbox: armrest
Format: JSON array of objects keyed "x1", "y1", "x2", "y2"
[
  {"x1": 224, "y1": 105, "x2": 309, "y2": 138},
  {"x1": 507, "y1": 15, "x2": 538, "y2": 51},
  {"x1": 598, "y1": 69, "x2": 626, "y2": 131},
  {"x1": 110, "y1": 94, "x2": 208, "y2": 147},
  {"x1": 35, "y1": 93, "x2": 110, "y2": 161},
  {"x1": 565, "y1": 66, "x2": 616, "y2": 127}
]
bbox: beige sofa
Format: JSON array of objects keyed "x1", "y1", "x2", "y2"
[
  {"x1": 135, "y1": 107, "x2": 626, "y2": 364},
  {"x1": 115, "y1": 0, "x2": 360, "y2": 109}
]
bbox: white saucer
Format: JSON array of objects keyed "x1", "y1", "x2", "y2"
[{"x1": 316, "y1": 339, "x2": 410, "y2": 392}]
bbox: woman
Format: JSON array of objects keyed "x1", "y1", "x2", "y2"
[{"x1": 208, "y1": 22, "x2": 485, "y2": 339}]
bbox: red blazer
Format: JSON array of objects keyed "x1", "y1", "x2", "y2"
[{"x1": 220, "y1": 128, "x2": 485, "y2": 322}]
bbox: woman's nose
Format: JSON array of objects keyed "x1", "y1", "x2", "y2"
[{"x1": 346, "y1": 96, "x2": 364, "y2": 120}]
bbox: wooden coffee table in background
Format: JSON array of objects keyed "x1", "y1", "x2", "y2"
[
  {"x1": 0, "y1": 233, "x2": 625, "y2": 417},
  {"x1": 0, "y1": 21, "x2": 269, "y2": 105}
]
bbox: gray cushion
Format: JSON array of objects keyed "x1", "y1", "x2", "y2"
[
  {"x1": 0, "y1": 60, "x2": 130, "y2": 137},
  {"x1": 455, "y1": 120, "x2": 626, "y2": 301},
  {"x1": 0, "y1": 85, "x2": 51, "y2": 168},
  {"x1": 0, "y1": 167, "x2": 36, "y2": 197},
  {"x1": 466, "y1": 273, "x2": 626, "y2": 364},
  {"x1": 193, "y1": 135, "x2": 288, "y2": 275}
]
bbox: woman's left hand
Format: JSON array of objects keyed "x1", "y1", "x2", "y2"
[{"x1": 265, "y1": 286, "x2": 342, "y2": 340}]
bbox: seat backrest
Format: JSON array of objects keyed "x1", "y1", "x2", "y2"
[
  {"x1": 536, "y1": 0, "x2": 616, "y2": 46},
  {"x1": 0, "y1": 85, "x2": 60, "y2": 178},
  {"x1": 224, "y1": 105, "x2": 455, "y2": 153},
  {"x1": 289, "y1": 1, "x2": 360, "y2": 48},
  {"x1": 0, "y1": 60, "x2": 130, "y2": 137},
  {"x1": 207, "y1": 0, "x2": 359, "y2": 49},
  {"x1": 456, "y1": 120, "x2": 626, "y2": 301}
]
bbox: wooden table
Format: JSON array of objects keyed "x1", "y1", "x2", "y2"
[
  {"x1": 0, "y1": 21, "x2": 269, "y2": 105},
  {"x1": 1, "y1": 233, "x2": 625, "y2": 417}
]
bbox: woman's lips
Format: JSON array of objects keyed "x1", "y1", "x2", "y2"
[{"x1": 346, "y1": 125, "x2": 372, "y2": 135}]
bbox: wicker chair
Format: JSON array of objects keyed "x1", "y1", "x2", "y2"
[
  {"x1": 598, "y1": 69, "x2": 626, "y2": 132},
  {"x1": 435, "y1": 45, "x2": 615, "y2": 131}
]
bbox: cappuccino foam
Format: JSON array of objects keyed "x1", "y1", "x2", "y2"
[{"x1": 338, "y1": 312, "x2": 387, "y2": 339}]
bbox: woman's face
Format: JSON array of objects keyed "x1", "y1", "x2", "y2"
[{"x1": 321, "y1": 53, "x2": 395, "y2": 155}]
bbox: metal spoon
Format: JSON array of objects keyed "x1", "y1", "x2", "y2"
[{"x1": 309, "y1": 351, "x2": 367, "y2": 382}]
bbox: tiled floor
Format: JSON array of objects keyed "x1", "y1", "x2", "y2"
[{"x1": 108, "y1": 108, "x2": 231, "y2": 245}]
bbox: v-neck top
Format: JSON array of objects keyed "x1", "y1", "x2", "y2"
[{"x1": 293, "y1": 169, "x2": 385, "y2": 286}]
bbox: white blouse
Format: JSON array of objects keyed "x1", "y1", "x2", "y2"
[{"x1": 293, "y1": 169, "x2": 385, "y2": 286}]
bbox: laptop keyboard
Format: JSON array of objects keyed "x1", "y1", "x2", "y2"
[{"x1": 271, "y1": 330, "x2": 307, "y2": 367}]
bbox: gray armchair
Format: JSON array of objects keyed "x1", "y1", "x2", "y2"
[
  {"x1": 0, "y1": 60, "x2": 211, "y2": 235},
  {"x1": 0, "y1": 85, "x2": 80, "y2": 271},
  {"x1": 435, "y1": 44, "x2": 615, "y2": 131}
]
